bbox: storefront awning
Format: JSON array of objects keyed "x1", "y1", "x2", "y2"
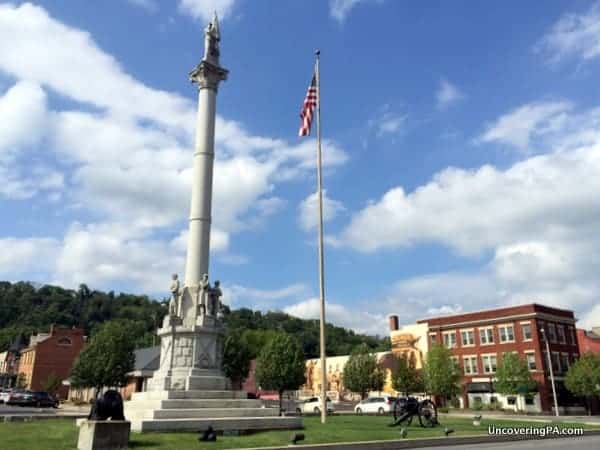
[{"x1": 466, "y1": 382, "x2": 492, "y2": 393}]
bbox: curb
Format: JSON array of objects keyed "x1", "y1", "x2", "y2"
[
  {"x1": 240, "y1": 430, "x2": 600, "y2": 450},
  {"x1": 2, "y1": 414, "x2": 87, "y2": 422}
]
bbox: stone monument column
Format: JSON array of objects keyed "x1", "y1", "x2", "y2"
[
  {"x1": 145, "y1": 12, "x2": 229, "y2": 391},
  {"x1": 185, "y1": 14, "x2": 228, "y2": 287},
  {"x1": 124, "y1": 14, "x2": 302, "y2": 432}
]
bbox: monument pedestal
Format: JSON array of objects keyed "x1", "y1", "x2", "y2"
[
  {"x1": 147, "y1": 315, "x2": 228, "y2": 392},
  {"x1": 125, "y1": 318, "x2": 302, "y2": 432},
  {"x1": 125, "y1": 389, "x2": 301, "y2": 432}
]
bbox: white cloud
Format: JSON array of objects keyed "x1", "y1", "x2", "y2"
[
  {"x1": 298, "y1": 190, "x2": 345, "y2": 232},
  {"x1": 579, "y1": 304, "x2": 600, "y2": 329},
  {"x1": 284, "y1": 298, "x2": 387, "y2": 336},
  {"x1": 377, "y1": 114, "x2": 405, "y2": 136},
  {"x1": 53, "y1": 222, "x2": 183, "y2": 293},
  {"x1": 0, "y1": 237, "x2": 60, "y2": 278},
  {"x1": 0, "y1": 81, "x2": 47, "y2": 159},
  {"x1": 224, "y1": 283, "x2": 309, "y2": 310},
  {"x1": 380, "y1": 261, "x2": 600, "y2": 333},
  {"x1": 367, "y1": 106, "x2": 406, "y2": 138},
  {"x1": 536, "y1": 2, "x2": 600, "y2": 63},
  {"x1": 338, "y1": 141, "x2": 600, "y2": 255},
  {"x1": 0, "y1": 3, "x2": 349, "y2": 295},
  {"x1": 436, "y1": 79, "x2": 464, "y2": 110},
  {"x1": 0, "y1": 3, "x2": 194, "y2": 131},
  {"x1": 178, "y1": 0, "x2": 237, "y2": 22},
  {"x1": 336, "y1": 100, "x2": 600, "y2": 333},
  {"x1": 478, "y1": 101, "x2": 572, "y2": 150},
  {"x1": 330, "y1": 0, "x2": 383, "y2": 23}
]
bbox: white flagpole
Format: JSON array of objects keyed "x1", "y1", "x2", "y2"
[{"x1": 315, "y1": 49, "x2": 327, "y2": 425}]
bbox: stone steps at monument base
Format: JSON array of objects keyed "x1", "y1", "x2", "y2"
[
  {"x1": 125, "y1": 398, "x2": 261, "y2": 410},
  {"x1": 131, "y1": 416, "x2": 303, "y2": 432},
  {"x1": 148, "y1": 374, "x2": 231, "y2": 391},
  {"x1": 187, "y1": 376, "x2": 228, "y2": 390},
  {"x1": 131, "y1": 390, "x2": 247, "y2": 401},
  {"x1": 128, "y1": 407, "x2": 280, "y2": 420}
]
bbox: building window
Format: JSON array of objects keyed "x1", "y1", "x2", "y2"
[
  {"x1": 557, "y1": 325, "x2": 566, "y2": 344},
  {"x1": 547, "y1": 323, "x2": 557, "y2": 343},
  {"x1": 482, "y1": 354, "x2": 497, "y2": 373},
  {"x1": 499, "y1": 325, "x2": 515, "y2": 343},
  {"x1": 463, "y1": 356, "x2": 478, "y2": 375},
  {"x1": 569, "y1": 327, "x2": 576, "y2": 346},
  {"x1": 551, "y1": 352, "x2": 561, "y2": 373},
  {"x1": 525, "y1": 352, "x2": 537, "y2": 371},
  {"x1": 521, "y1": 323, "x2": 532, "y2": 341},
  {"x1": 429, "y1": 333, "x2": 437, "y2": 345},
  {"x1": 561, "y1": 354, "x2": 570, "y2": 373},
  {"x1": 461, "y1": 329, "x2": 475, "y2": 347},
  {"x1": 479, "y1": 327, "x2": 494, "y2": 345},
  {"x1": 58, "y1": 337, "x2": 72, "y2": 346},
  {"x1": 443, "y1": 331, "x2": 457, "y2": 349},
  {"x1": 451, "y1": 356, "x2": 459, "y2": 368}
]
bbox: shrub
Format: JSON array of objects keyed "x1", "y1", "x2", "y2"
[{"x1": 472, "y1": 398, "x2": 483, "y2": 411}]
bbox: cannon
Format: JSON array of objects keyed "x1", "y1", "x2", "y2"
[
  {"x1": 390, "y1": 396, "x2": 438, "y2": 428},
  {"x1": 88, "y1": 390, "x2": 125, "y2": 421}
]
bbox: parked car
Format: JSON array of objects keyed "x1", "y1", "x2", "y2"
[
  {"x1": 354, "y1": 396, "x2": 397, "y2": 415},
  {"x1": 5, "y1": 390, "x2": 33, "y2": 406},
  {"x1": 296, "y1": 397, "x2": 334, "y2": 415},
  {"x1": 30, "y1": 391, "x2": 59, "y2": 408},
  {"x1": 0, "y1": 389, "x2": 11, "y2": 404}
]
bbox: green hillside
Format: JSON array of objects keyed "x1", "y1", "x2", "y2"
[{"x1": 0, "y1": 281, "x2": 389, "y2": 358}]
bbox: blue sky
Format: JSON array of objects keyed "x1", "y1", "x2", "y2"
[{"x1": 1, "y1": 0, "x2": 600, "y2": 335}]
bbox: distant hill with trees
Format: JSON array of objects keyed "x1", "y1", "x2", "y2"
[{"x1": 0, "y1": 281, "x2": 389, "y2": 358}]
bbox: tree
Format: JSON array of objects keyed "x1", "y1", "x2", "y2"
[
  {"x1": 15, "y1": 373, "x2": 27, "y2": 389},
  {"x1": 423, "y1": 344, "x2": 460, "y2": 404},
  {"x1": 222, "y1": 331, "x2": 252, "y2": 389},
  {"x1": 70, "y1": 320, "x2": 136, "y2": 396},
  {"x1": 255, "y1": 333, "x2": 305, "y2": 414},
  {"x1": 393, "y1": 353, "x2": 424, "y2": 396},
  {"x1": 565, "y1": 353, "x2": 600, "y2": 416},
  {"x1": 42, "y1": 372, "x2": 62, "y2": 395},
  {"x1": 494, "y1": 353, "x2": 537, "y2": 410},
  {"x1": 343, "y1": 344, "x2": 385, "y2": 399}
]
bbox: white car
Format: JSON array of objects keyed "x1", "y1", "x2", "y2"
[
  {"x1": 296, "y1": 397, "x2": 334, "y2": 414},
  {"x1": 354, "y1": 395, "x2": 397, "y2": 415},
  {"x1": 0, "y1": 390, "x2": 12, "y2": 404}
]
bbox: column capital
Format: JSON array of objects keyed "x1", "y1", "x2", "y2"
[{"x1": 189, "y1": 61, "x2": 228, "y2": 91}]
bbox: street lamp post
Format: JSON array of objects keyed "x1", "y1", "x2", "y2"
[{"x1": 540, "y1": 328, "x2": 559, "y2": 417}]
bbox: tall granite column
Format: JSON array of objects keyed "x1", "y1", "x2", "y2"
[{"x1": 185, "y1": 16, "x2": 228, "y2": 287}]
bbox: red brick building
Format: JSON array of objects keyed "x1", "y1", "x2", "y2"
[
  {"x1": 18, "y1": 325, "x2": 85, "y2": 399},
  {"x1": 415, "y1": 304, "x2": 581, "y2": 413},
  {"x1": 576, "y1": 328, "x2": 600, "y2": 355}
]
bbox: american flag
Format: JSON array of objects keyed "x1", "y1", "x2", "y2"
[{"x1": 298, "y1": 73, "x2": 317, "y2": 137}]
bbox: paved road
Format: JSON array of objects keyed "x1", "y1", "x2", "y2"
[
  {"x1": 0, "y1": 403, "x2": 86, "y2": 416},
  {"x1": 423, "y1": 435, "x2": 600, "y2": 450}
]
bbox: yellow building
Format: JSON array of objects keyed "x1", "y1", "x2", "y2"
[
  {"x1": 301, "y1": 352, "x2": 397, "y2": 401},
  {"x1": 300, "y1": 319, "x2": 430, "y2": 400}
]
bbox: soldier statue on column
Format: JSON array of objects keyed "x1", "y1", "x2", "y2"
[
  {"x1": 169, "y1": 274, "x2": 180, "y2": 317},
  {"x1": 208, "y1": 280, "x2": 222, "y2": 316},
  {"x1": 203, "y1": 12, "x2": 220, "y2": 63},
  {"x1": 198, "y1": 273, "x2": 210, "y2": 317}
]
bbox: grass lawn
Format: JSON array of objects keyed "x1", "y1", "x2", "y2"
[{"x1": 0, "y1": 415, "x2": 598, "y2": 450}]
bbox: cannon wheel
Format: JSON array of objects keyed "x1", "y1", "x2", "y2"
[
  {"x1": 417, "y1": 399, "x2": 438, "y2": 428},
  {"x1": 392, "y1": 399, "x2": 413, "y2": 426}
]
